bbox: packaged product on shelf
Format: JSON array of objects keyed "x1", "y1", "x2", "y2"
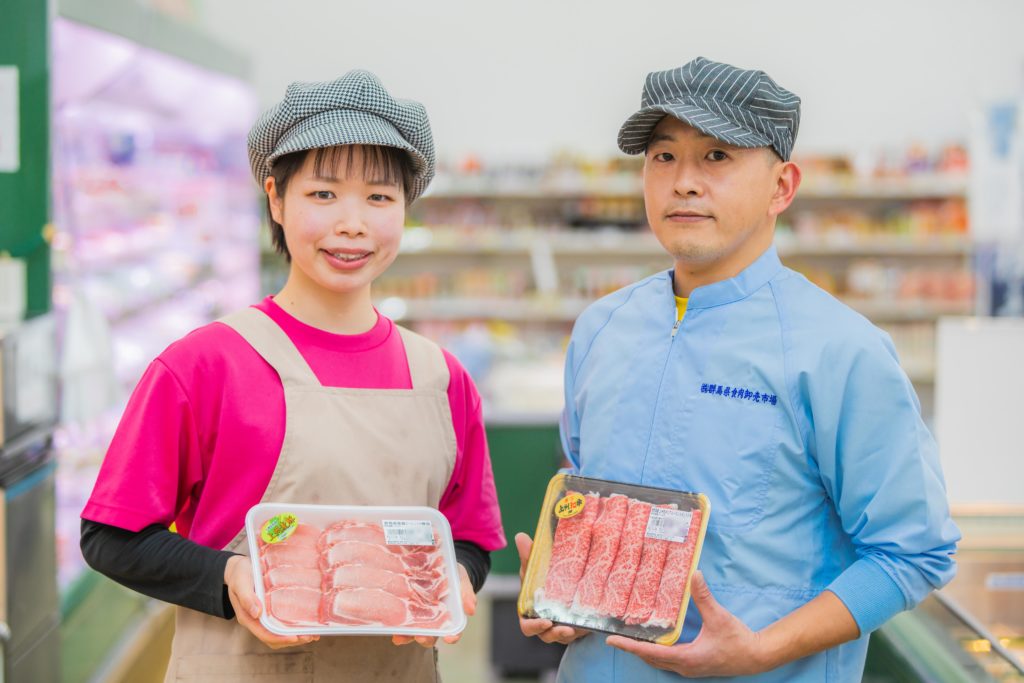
[
  {"x1": 519, "y1": 474, "x2": 710, "y2": 644},
  {"x1": 245, "y1": 503, "x2": 466, "y2": 638}
]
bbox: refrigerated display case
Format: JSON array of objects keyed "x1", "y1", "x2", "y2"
[
  {"x1": 0, "y1": 316, "x2": 59, "y2": 682},
  {"x1": 865, "y1": 592, "x2": 1024, "y2": 682},
  {"x1": 44, "y1": 3, "x2": 259, "y2": 680},
  {"x1": 50, "y1": 11, "x2": 259, "y2": 595}
]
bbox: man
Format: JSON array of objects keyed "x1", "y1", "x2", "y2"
[{"x1": 517, "y1": 56, "x2": 959, "y2": 682}]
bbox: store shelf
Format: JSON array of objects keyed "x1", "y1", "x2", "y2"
[
  {"x1": 396, "y1": 228, "x2": 973, "y2": 258},
  {"x1": 387, "y1": 297, "x2": 590, "y2": 322},
  {"x1": 845, "y1": 299, "x2": 973, "y2": 321},
  {"x1": 776, "y1": 234, "x2": 973, "y2": 257},
  {"x1": 399, "y1": 229, "x2": 660, "y2": 257},
  {"x1": 423, "y1": 178, "x2": 641, "y2": 200},
  {"x1": 421, "y1": 173, "x2": 967, "y2": 201},
  {"x1": 385, "y1": 295, "x2": 969, "y2": 325},
  {"x1": 795, "y1": 174, "x2": 968, "y2": 200},
  {"x1": 106, "y1": 275, "x2": 216, "y2": 327}
]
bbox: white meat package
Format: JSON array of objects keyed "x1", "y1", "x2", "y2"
[{"x1": 245, "y1": 503, "x2": 467, "y2": 637}]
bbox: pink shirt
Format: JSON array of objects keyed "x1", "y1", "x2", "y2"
[{"x1": 82, "y1": 297, "x2": 506, "y2": 553}]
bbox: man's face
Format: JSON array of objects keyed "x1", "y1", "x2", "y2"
[{"x1": 643, "y1": 116, "x2": 797, "y2": 284}]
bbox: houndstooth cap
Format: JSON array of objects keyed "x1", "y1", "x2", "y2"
[
  {"x1": 248, "y1": 70, "x2": 435, "y2": 201},
  {"x1": 618, "y1": 57, "x2": 800, "y2": 161}
]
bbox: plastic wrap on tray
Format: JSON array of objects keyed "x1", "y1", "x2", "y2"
[
  {"x1": 518, "y1": 474, "x2": 710, "y2": 644},
  {"x1": 245, "y1": 503, "x2": 466, "y2": 637}
]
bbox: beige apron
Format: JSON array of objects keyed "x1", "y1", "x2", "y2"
[{"x1": 163, "y1": 307, "x2": 457, "y2": 683}]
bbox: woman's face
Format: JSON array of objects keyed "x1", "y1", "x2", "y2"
[{"x1": 266, "y1": 146, "x2": 406, "y2": 301}]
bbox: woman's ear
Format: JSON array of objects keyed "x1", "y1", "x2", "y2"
[{"x1": 265, "y1": 176, "x2": 284, "y2": 225}]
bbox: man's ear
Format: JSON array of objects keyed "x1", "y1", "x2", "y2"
[{"x1": 769, "y1": 161, "x2": 801, "y2": 218}]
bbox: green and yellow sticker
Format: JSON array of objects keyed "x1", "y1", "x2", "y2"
[{"x1": 260, "y1": 513, "x2": 298, "y2": 544}]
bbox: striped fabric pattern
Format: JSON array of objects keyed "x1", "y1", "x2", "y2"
[
  {"x1": 248, "y1": 69, "x2": 435, "y2": 201},
  {"x1": 618, "y1": 57, "x2": 800, "y2": 161}
]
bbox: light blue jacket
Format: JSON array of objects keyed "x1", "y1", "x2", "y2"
[{"x1": 557, "y1": 245, "x2": 959, "y2": 683}]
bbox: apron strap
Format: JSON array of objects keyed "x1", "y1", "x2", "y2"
[
  {"x1": 218, "y1": 308, "x2": 321, "y2": 388},
  {"x1": 396, "y1": 326, "x2": 450, "y2": 392}
]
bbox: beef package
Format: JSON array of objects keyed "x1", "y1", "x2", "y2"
[
  {"x1": 518, "y1": 474, "x2": 710, "y2": 644},
  {"x1": 245, "y1": 503, "x2": 466, "y2": 638}
]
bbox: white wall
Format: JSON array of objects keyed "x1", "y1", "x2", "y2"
[{"x1": 197, "y1": 0, "x2": 1024, "y2": 162}]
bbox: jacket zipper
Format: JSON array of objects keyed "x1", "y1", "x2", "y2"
[{"x1": 640, "y1": 315, "x2": 682, "y2": 481}]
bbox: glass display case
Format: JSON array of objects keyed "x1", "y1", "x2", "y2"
[{"x1": 50, "y1": 15, "x2": 259, "y2": 592}]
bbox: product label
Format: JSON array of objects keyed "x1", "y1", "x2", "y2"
[
  {"x1": 645, "y1": 508, "x2": 694, "y2": 543},
  {"x1": 382, "y1": 520, "x2": 436, "y2": 546},
  {"x1": 554, "y1": 492, "x2": 586, "y2": 519},
  {"x1": 260, "y1": 513, "x2": 298, "y2": 544}
]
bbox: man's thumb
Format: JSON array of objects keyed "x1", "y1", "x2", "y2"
[
  {"x1": 514, "y1": 532, "x2": 534, "y2": 581},
  {"x1": 514, "y1": 532, "x2": 533, "y2": 564},
  {"x1": 689, "y1": 571, "x2": 720, "y2": 621}
]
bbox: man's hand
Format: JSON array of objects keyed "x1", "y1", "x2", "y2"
[
  {"x1": 606, "y1": 571, "x2": 767, "y2": 677},
  {"x1": 392, "y1": 563, "x2": 475, "y2": 648},
  {"x1": 224, "y1": 555, "x2": 319, "y2": 650},
  {"x1": 516, "y1": 532, "x2": 589, "y2": 645},
  {"x1": 608, "y1": 570, "x2": 861, "y2": 676}
]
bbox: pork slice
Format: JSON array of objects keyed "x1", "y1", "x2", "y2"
[
  {"x1": 324, "y1": 587, "x2": 409, "y2": 626},
  {"x1": 407, "y1": 600, "x2": 450, "y2": 629},
  {"x1": 324, "y1": 586, "x2": 453, "y2": 629},
  {"x1": 321, "y1": 540, "x2": 407, "y2": 573},
  {"x1": 260, "y1": 541, "x2": 320, "y2": 571},
  {"x1": 318, "y1": 522, "x2": 386, "y2": 551},
  {"x1": 327, "y1": 565, "x2": 443, "y2": 603},
  {"x1": 401, "y1": 549, "x2": 444, "y2": 572},
  {"x1": 265, "y1": 586, "x2": 323, "y2": 626},
  {"x1": 263, "y1": 566, "x2": 323, "y2": 591}
]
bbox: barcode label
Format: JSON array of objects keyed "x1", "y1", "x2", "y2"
[
  {"x1": 382, "y1": 520, "x2": 435, "y2": 546},
  {"x1": 645, "y1": 508, "x2": 694, "y2": 543}
]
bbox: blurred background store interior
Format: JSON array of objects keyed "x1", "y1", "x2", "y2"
[{"x1": 1, "y1": 0, "x2": 1023, "y2": 680}]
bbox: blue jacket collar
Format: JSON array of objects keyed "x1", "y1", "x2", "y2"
[{"x1": 669, "y1": 244, "x2": 783, "y2": 310}]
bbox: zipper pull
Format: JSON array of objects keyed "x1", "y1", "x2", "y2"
[{"x1": 671, "y1": 319, "x2": 682, "y2": 338}]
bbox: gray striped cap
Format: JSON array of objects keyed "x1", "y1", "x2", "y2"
[
  {"x1": 248, "y1": 70, "x2": 435, "y2": 201},
  {"x1": 618, "y1": 57, "x2": 800, "y2": 161}
]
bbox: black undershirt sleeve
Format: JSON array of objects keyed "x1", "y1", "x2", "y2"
[
  {"x1": 81, "y1": 519, "x2": 494, "y2": 621},
  {"x1": 80, "y1": 519, "x2": 237, "y2": 619},
  {"x1": 453, "y1": 540, "x2": 492, "y2": 593}
]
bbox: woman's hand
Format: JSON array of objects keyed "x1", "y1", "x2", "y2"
[
  {"x1": 224, "y1": 555, "x2": 319, "y2": 650},
  {"x1": 515, "y1": 532, "x2": 590, "y2": 645},
  {"x1": 392, "y1": 563, "x2": 475, "y2": 648}
]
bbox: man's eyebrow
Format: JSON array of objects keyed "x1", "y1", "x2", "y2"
[
  {"x1": 647, "y1": 131, "x2": 717, "y2": 147},
  {"x1": 647, "y1": 132, "x2": 675, "y2": 146}
]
